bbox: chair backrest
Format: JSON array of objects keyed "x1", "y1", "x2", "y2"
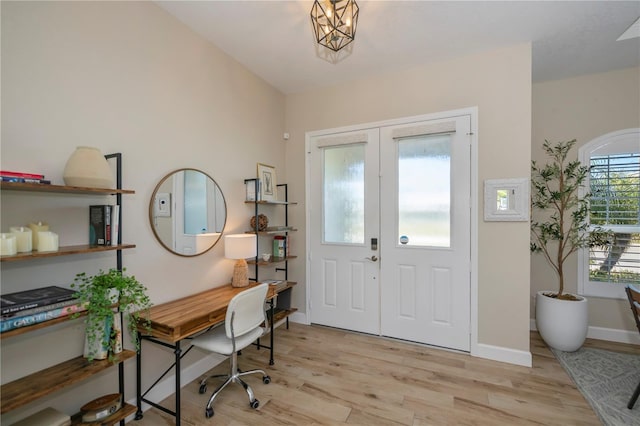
[
  {"x1": 225, "y1": 283, "x2": 268, "y2": 339},
  {"x1": 625, "y1": 284, "x2": 640, "y2": 335}
]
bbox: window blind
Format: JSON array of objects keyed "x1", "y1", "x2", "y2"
[
  {"x1": 391, "y1": 121, "x2": 456, "y2": 139},
  {"x1": 589, "y1": 152, "x2": 640, "y2": 284},
  {"x1": 316, "y1": 133, "x2": 368, "y2": 148}
]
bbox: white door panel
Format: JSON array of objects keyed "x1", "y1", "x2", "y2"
[
  {"x1": 309, "y1": 128, "x2": 380, "y2": 335},
  {"x1": 379, "y1": 115, "x2": 471, "y2": 351}
]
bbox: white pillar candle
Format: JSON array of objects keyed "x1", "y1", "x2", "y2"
[
  {"x1": 37, "y1": 231, "x2": 59, "y2": 252},
  {"x1": 28, "y1": 221, "x2": 49, "y2": 251},
  {"x1": 9, "y1": 226, "x2": 32, "y2": 252},
  {"x1": 0, "y1": 233, "x2": 17, "y2": 256}
]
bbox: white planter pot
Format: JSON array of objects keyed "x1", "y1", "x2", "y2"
[
  {"x1": 83, "y1": 289, "x2": 122, "y2": 360},
  {"x1": 535, "y1": 290, "x2": 588, "y2": 352},
  {"x1": 83, "y1": 313, "x2": 113, "y2": 360}
]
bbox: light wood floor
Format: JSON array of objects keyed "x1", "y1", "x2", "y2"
[{"x1": 133, "y1": 323, "x2": 640, "y2": 425}]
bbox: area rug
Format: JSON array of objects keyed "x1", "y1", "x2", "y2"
[{"x1": 552, "y1": 347, "x2": 640, "y2": 425}]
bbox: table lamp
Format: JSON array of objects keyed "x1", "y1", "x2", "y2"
[{"x1": 225, "y1": 234, "x2": 257, "y2": 287}]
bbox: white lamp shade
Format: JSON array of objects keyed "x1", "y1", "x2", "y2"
[{"x1": 225, "y1": 234, "x2": 257, "y2": 259}]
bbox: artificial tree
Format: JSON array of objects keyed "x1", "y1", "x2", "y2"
[{"x1": 530, "y1": 139, "x2": 610, "y2": 299}]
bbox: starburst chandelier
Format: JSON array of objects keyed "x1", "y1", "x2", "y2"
[{"x1": 310, "y1": 0, "x2": 359, "y2": 52}]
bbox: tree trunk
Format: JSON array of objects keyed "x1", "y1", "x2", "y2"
[{"x1": 599, "y1": 233, "x2": 632, "y2": 273}]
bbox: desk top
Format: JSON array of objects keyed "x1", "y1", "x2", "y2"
[{"x1": 136, "y1": 282, "x2": 293, "y2": 343}]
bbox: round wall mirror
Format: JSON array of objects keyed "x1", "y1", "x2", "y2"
[{"x1": 149, "y1": 168, "x2": 227, "y2": 256}]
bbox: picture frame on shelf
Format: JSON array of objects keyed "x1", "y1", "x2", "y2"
[{"x1": 257, "y1": 163, "x2": 277, "y2": 202}]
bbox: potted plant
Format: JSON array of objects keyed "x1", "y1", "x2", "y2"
[
  {"x1": 531, "y1": 139, "x2": 610, "y2": 351},
  {"x1": 71, "y1": 268, "x2": 151, "y2": 361}
]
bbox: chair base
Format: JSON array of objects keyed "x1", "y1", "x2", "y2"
[{"x1": 198, "y1": 354, "x2": 270, "y2": 418}]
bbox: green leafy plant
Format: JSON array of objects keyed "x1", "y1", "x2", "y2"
[
  {"x1": 71, "y1": 268, "x2": 151, "y2": 361},
  {"x1": 530, "y1": 139, "x2": 611, "y2": 300}
]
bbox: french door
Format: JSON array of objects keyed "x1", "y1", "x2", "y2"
[
  {"x1": 308, "y1": 113, "x2": 473, "y2": 351},
  {"x1": 308, "y1": 128, "x2": 381, "y2": 335}
]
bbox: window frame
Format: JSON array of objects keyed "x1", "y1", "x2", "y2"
[{"x1": 578, "y1": 128, "x2": 640, "y2": 299}]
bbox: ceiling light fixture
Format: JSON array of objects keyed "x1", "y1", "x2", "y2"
[{"x1": 310, "y1": 0, "x2": 359, "y2": 52}]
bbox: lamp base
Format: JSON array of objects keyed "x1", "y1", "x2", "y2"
[{"x1": 231, "y1": 259, "x2": 249, "y2": 288}]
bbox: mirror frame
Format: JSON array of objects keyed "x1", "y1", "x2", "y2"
[{"x1": 149, "y1": 168, "x2": 227, "y2": 257}]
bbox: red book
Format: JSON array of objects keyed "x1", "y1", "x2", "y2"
[{"x1": 0, "y1": 170, "x2": 45, "y2": 179}]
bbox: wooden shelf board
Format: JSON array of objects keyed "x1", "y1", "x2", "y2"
[
  {"x1": 71, "y1": 402, "x2": 136, "y2": 426},
  {"x1": 0, "y1": 350, "x2": 135, "y2": 414},
  {"x1": 0, "y1": 244, "x2": 136, "y2": 263},
  {"x1": 248, "y1": 255, "x2": 298, "y2": 266},
  {"x1": 244, "y1": 200, "x2": 297, "y2": 205},
  {"x1": 0, "y1": 181, "x2": 134, "y2": 195},
  {"x1": 272, "y1": 308, "x2": 298, "y2": 324},
  {"x1": 245, "y1": 229, "x2": 297, "y2": 236}
]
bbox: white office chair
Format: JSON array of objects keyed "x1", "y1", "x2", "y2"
[{"x1": 191, "y1": 283, "x2": 271, "y2": 418}]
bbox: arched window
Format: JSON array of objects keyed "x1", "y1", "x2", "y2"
[{"x1": 578, "y1": 129, "x2": 640, "y2": 299}]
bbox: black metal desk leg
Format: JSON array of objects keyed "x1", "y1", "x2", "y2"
[
  {"x1": 135, "y1": 332, "x2": 143, "y2": 420},
  {"x1": 269, "y1": 301, "x2": 275, "y2": 365},
  {"x1": 175, "y1": 340, "x2": 182, "y2": 426}
]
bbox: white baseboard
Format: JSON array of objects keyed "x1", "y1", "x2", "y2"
[
  {"x1": 288, "y1": 311, "x2": 308, "y2": 325},
  {"x1": 473, "y1": 343, "x2": 532, "y2": 367},
  {"x1": 530, "y1": 319, "x2": 640, "y2": 344},
  {"x1": 586, "y1": 326, "x2": 640, "y2": 344}
]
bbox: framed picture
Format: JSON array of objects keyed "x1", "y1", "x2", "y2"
[
  {"x1": 257, "y1": 163, "x2": 277, "y2": 202},
  {"x1": 484, "y1": 178, "x2": 529, "y2": 221}
]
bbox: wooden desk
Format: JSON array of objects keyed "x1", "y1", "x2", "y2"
[{"x1": 134, "y1": 282, "x2": 295, "y2": 425}]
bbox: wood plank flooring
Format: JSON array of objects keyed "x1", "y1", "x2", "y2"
[{"x1": 133, "y1": 323, "x2": 640, "y2": 425}]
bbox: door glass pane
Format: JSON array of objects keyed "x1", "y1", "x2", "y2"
[
  {"x1": 184, "y1": 170, "x2": 208, "y2": 234},
  {"x1": 323, "y1": 144, "x2": 365, "y2": 244},
  {"x1": 398, "y1": 135, "x2": 451, "y2": 247}
]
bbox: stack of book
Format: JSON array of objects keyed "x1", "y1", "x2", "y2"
[
  {"x1": 89, "y1": 204, "x2": 120, "y2": 246},
  {"x1": 272, "y1": 235, "x2": 290, "y2": 259},
  {"x1": 0, "y1": 170, "x2": 51, "y2": 184},
  {"x1": 1, "y1": 286, "x2": 85, "y2": 333}
]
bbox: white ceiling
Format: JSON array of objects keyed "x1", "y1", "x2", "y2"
[{"x1": 157, "y1": 1, "x2": 640, "y2": 95}]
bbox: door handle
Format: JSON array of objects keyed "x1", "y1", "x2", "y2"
[{"x1": 366, "y1": 256, "x2": 378, "y2": 262}]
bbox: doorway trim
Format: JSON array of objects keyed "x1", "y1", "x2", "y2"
[{"x1": 304, "y1": 106, "x2": 479, "y2": 356}]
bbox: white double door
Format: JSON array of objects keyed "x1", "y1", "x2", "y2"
[{"x1": 308, "y1": 113, "x2": 472, "y2": 351}]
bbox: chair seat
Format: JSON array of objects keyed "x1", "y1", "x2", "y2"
[
  {"x1": 193, "y1": 283, "x2": 270, "y2": 418},
  {"x1": 192, "y1": 325, "x2": 265, "y2": 355}
]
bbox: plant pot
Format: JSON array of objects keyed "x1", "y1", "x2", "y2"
[
  {"x1": 83, "y1": 289, "x2": 121, "y2": 360},
  {"x1": 83, "y1": 313, "x2": 114, "y2": 360},
  {"x1": 535, "y1": 290, "x2": 588, "y2": 352}
]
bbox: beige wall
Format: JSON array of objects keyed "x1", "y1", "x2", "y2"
[
  {"x1": 531, "y1": 67, "x2": 640, "y2": 332},
  {"x1": 1, "y1": 2, "x2": 285, "y2": 422},
  {"x1": 285, "y1": 44, "x2": 533, "y2": 353}
]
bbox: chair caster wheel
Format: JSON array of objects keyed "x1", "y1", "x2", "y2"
[
  {"x1": 263, "y1": 375, "x2": 271, "y2": 384},
  {"x1": 250, "y1": 399, "x2": 260, "y2": 409},
  {"x1": 205, "y1": 407, "x2": 214, "y2": 418},
  {"x1": 199, "y1": 384, "x2": 207, "y2": 394}
]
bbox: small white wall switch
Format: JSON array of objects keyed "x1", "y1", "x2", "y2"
[{"x1": 155, "y1": 192, "x2": 171, "y2": 217}]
